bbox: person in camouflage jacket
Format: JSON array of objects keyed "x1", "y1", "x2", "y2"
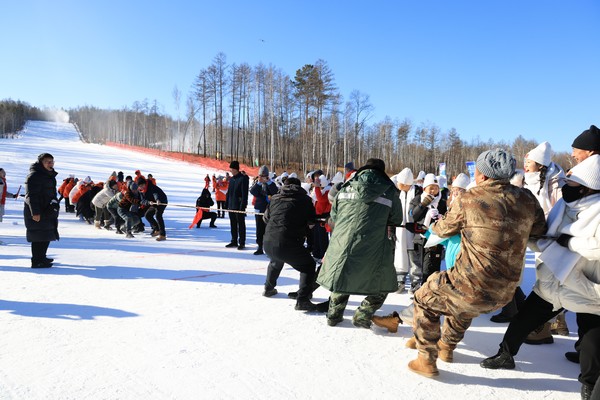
[{"x1": 407, "y1": 149, "x2": 547, "y2": 378}]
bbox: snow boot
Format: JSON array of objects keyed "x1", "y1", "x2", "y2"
[
  {"x1": 262, "y1": 288, "x2": 278, "y2": 297},
  {"x1": 94, "y1": 221, "x2": 101, "y2": 229},
  {"x1": 371, "y1": 311, "x2": 403, "y2": 333},
  {"x1": 565, "y1": 351, "x2": 580, "y2": 364},
  {"x1": 156, "y1": 235, "x2": 166, "y2": 241},
  {"x1": 125, "y1": 232, "x2": 135, "y2": 238},
  {"x1": 151, "y1": 230, "x2": 160, "y2": 237},
  {"x1": 295, "y1": 299, "x2": 317, "y2": 311},
  {"x1": 550, "y1": 312, "x2": 569, "y2": 336},
  {"x1": 480, "y1": 344, "x2": 515, "y2": 369},
  {"x1": 352, "y1": 314, "x2": 372, "y2": 329},
  {"x1": 253, "y1": 248, "x2": 264, "y2": 255},
  {"x1": 408, "y1": 353, "x2": 439, "y2": 378},
  {"x1": 315, "y1": 300, "x2": 330, "y2": 313},
  {"x1": 438, "y1": 340, "x2": 454, "y2": 363},
  {"x1": 524, "y1": 322, "x2": 554, "y2": 344},
  {"x1": 225, "y1": 242, "x2": 238, "y2": 248}
]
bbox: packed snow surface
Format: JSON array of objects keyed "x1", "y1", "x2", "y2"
[{"x1": 0, "y1": 121, "x2": 580, "y2": 399}]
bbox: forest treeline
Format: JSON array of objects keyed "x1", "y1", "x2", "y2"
[{"x1": 2, "y1": 52, "x2": 573, "y2": 179}]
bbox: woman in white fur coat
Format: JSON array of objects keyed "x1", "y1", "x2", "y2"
[{"x1": 481, "y1": 154, "x2": 600, "y2": 399}]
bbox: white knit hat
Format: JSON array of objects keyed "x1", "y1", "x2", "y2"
[
  {"x1": 526, "y1": 141, "x2": 552, "y2": 167},
  {"x1": 396, "y1": 168, "x2": 414, "y2": 185},
  {"x1": 416, "y1": 171, "x2": 426, "y2": 181},
  {"x1": 452, "y1": 173, "x2": 470, "y2": 190},
  {"x1": 422, "y1": 173, "x2": 439, "y2": 189},
  {"x1": 331, "y1": 171, "x2": 344, "y2": 184},
  {"x1": 567, "y1": 154, "x2": 600, "y2": 190}
]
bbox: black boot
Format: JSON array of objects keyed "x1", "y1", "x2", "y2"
[
  {"x1": 480, "y1": 343, "x2": 515, "y2": 369},
  {"x1": 295, "y1": 298, "x2": 317, "y2": 311},
  {"x1": 565, "y1": 351, "x2": 580, "y2": 364},
  {"x1": 253, "y1": 247, "x2": 264, "y2": 255}
]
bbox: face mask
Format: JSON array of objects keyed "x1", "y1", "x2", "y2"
[{"x1": 561, "y1": 184, "x2": 586, "y2": 203}]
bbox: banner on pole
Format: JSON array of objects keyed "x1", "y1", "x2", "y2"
[{"x1": 466, "y1": 161, "x2": 476, "y2": 182}]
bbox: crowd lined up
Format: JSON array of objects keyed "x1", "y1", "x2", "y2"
[{"x1": 6, "y1": 124, "x2": 600, "y2": 400}]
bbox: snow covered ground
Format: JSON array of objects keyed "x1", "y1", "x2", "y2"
[{"x1": 0, "y1": 121, "x2": 581, "y2": 399}]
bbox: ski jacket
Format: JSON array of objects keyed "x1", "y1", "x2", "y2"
[
  {"x1": 142, "y1": 181, "x2": 168, "y2": 204},
  {"x1": 91, "y1": 185, "x2": 118, "y2": 209},
  {"x1": 317, "y1": 167, "x2": 403, "y2": 295},
  {"x1": 431, "y1": 179, "x2": 547, "y2": 306},
  {"x1": 531, "y1": 195, "x2": 600, "y2": 316},
  {"x1": 71, "y1": 183, "x2": 92, "y2": 205},
  {"x1": 226, "y1": 172, "x2": 249, "y2": 211},
  {"x1": 263, "y1": 184, "x2": 316, "y2": 244},
  {"x1": 24, "y1": 161, "x2": 59, "y2": 242},
  {"x1": 250, "y1": 180, "x2": 278, "y2": 212},
  {"x1": 215, "y1": 179, "x2": 228, "y2": 202}
]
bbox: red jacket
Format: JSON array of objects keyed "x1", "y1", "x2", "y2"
[{"x1": 314, "y1": 187, "x2": 332, "y2": 216}]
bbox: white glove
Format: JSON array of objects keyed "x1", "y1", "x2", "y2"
[{"x1": 423, "y1": 208, "x2": 439, "y2": 228}]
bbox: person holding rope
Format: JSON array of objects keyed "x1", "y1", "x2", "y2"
[
  {"x1": 225, "y1": 161, "x2": 249, "y2": 250},
  {"x1": 0, "y1": 167, "x2": 19, "y2": 222},
  {"x1": 137, "y1": 177, "x2": 168, "y2": 241}
]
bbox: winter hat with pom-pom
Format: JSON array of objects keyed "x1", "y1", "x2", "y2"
[{"x1": 526, "y1": 141, "x2": 552, "y2": 167}]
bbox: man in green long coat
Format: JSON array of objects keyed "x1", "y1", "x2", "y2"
[{"x1": 317, "y1": 158, "x2": 403, "y2": 328}]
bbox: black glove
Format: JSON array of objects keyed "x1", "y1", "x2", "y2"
[
  {"x1": 141, "y1": 200, "x2": 150, "y2": 206},
  {"x1": 556, "y1": 234, "x2": 573, "y2": 248},
  {"x1": 421, "y1": 194, "x2": 435, "y2": 207}
]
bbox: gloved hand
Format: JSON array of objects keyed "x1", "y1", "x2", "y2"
[
  {"x1": 140, "y1": 200, "x2": 150, "y2": 206},
  {"x1": 556, "y1": 234, "x2": 573, "y2": 248},
  {"x1": 423, "y1": 208, "x2": 439, "y2": 228},
  {"x1": 421, "y1": 194, "x2": 435, "y2": 207}
]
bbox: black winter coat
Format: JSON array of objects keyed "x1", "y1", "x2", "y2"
[
  {"x1": 263, "y1": 184, "x2": 316, "y2": 245},
  {"x1": 142, "y1": 181, "x2": 168, "y2": 204},
  {"x1": 226, "y1": 173, "x2": 249, "y2": 211},
  {"x1": 24, "y1": 162, "x2": 59, "y2": 242},
  {"x1": 196, "y1": 188, "x2": 214, "y2": 208},
  {"x1": 408, "y1": 192, "x2": 447, "y2": 246},
  {"x1": 249, "y1": 180, "x2": 278, "y2": 212}
]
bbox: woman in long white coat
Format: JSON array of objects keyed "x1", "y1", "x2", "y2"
[{"x1": 481, "y1": 154, "x2": 600, "y2": 399}]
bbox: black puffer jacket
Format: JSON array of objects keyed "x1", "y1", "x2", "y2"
[
  {"x1": 24, "y1": 162, "x2": 59, "y2": 242},
  {"x1": 263, "y1": 184, "x2": 316, "y2": 244}
]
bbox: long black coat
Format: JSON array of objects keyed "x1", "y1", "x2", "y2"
[
  {"x1": 24, "y1": 162, "x2": 59, "y2": 242},
  {"x1": 226, "y1": 173, "x2": 249, "y2": 211}
]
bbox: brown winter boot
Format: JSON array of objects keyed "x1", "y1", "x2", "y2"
[
  {"x1": 406, "y1": 336, "x2": 417, "y2": 349},
  {"x1": 94, "y1": 221, "x2": 102, "y2": 229},
  {"x1": 524, "y1": 322, "x2": 554, "y2": 344},
  {"x1": 156, "y1": 235, "x2": 166, "y2": 241},
  {"x1": 408, "y1": 353, "x2": 439, "y2": 378},
  {"x1": 371, "y1": 311, "x2": 403, "y2": 333},
  {"x1": 437, "y1": 340, "x2": 454, "y2": 363},
  {"x1": 151, "y1": 230, "x2": 160, "y2": 237},
  {"x1": 550, "y1": 313, "x2": 569, "y2": 336}
]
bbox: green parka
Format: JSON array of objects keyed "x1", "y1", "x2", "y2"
[{"x1": 317, "y1": 167, "x2": 403, "y2": 295}]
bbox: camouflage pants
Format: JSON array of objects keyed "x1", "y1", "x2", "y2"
[
  {"x1": 328, "y1": 292, "x2": 387, "y2": 326},
  {"x1": 413, "y1": 271, "x2": 506, "y2": 363}
]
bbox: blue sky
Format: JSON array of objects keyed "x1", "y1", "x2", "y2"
[{"x1": 2, "y1": 0, "x2": 599, "y2": 153}]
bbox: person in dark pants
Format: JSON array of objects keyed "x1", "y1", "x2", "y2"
[
  {"x1": 262, "y1": 177, "x2": 318, "y2": 311},
  {"x1": 225, "y1": 161, "x2": 249, "y2": 250},
  {"x1": 250, "y1": 165, "x2": 278, "y2": 255},
  {"x1": 195, "y1": 188, "x2": 218, "y2": 228},
  {"x1": 24, "y1": 153, "x2": 59, "y2": 268},
  {"x1": 137, "y1": 177, "x2": 168, "y2": 241}
]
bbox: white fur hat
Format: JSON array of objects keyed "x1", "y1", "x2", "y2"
[
  {"x1": 422, "y1": 173, "x2": 439, "y2": 189},
  {"x1": 416, "y1": 170, "x2": 426, "y2": 181},
  {"x1": 452, "y1": 173, "x2": 470, "y2": 190},
  {"x1": 331, "y1": 172, "x2": 344, "y2": 184},
  {"x1": 289, "y1": 172, "x2": 297, "y2": 179},
  {"x1": 281, "y1": 171, "x2": 289, "y2": 178},
  {"x1": 567, "y1": 154, "x2": 600, "y2": 190},
  {"x1": 396, "y1": 168, "x2": 414, "y2": 185},
  {"x1": 526, "y1": 141, "x2": 552, "y2": 167}
]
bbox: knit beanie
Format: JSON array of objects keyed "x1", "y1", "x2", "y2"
[
  {"x1": 416, "y1": 171, "x2": 426, "y2": 181},
  {"x1": 422, "y1": 173, "x2": 439, "y2": 189},
  {"x1": 331, "y1": 172, "x2": 344, "y2": 184},
  {"x1": 476, "y1": 149, "x2": 516, "y2": 180},
  {"x1": 258, "y1": 165, "x2": 269, "y2": 176},
  {"x1": 229, "y1": 161, "x2": 240, "y2": 170},
  {"x1": 572, "y1": 125, "x2": 600, "y2": 151},
  {"x1": 364, "y1": 158, "x2": 386, "y2": 173},
  {"x1": 397, "y1": 168, "x2": 414, "y2": 185},
  {"x1": 566, "y1": 154, "x2": 600, "y2": 190},
  {"x1": 452, "y1": 173, "x2": 470, "y2": 190},
  {"x1": 526, "y1": 141, "x2": 552, "y2": 167},
  {"x1": 344, "y1": 162, "x2": 355, "y2": 171}
]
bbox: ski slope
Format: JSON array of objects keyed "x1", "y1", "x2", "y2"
[{"x1": 0, "y1": 121, "x2": 581, "y2": 399}]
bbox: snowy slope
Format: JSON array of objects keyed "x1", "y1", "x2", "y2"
[{"x1": 0, "y1": 121, "x2": 581, "y2": 399}]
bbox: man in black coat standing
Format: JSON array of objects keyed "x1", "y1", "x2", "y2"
[
  {"x1": 262, "y1": 177, "x2": 318, "y2": 311},
  {"x1": 24, "y1": 153, "x2": 59, "y2": 268},
  {"x1": 225, "y1": 161, "x2": 249, "y2": 250}
]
